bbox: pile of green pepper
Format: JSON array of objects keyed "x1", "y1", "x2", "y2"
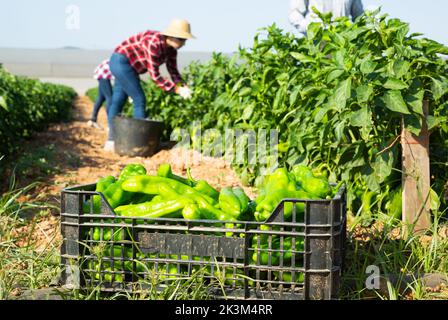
[
  {"x1": 88, "y1": 163, "x2": 337, "y2": 224},
  {"x1": 107, "y1": 163, "x2": 254, "y2": 225},
  {"x1": 253, "y1": 165, "x2": 335, "y2": 222},
  {"x1": 84, "y1": 162, "x2": 340, "y2": 284}
]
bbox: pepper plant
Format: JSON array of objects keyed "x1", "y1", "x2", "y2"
[{"x1": 93, "y1": 9, "x2": 448, "y2": 217}]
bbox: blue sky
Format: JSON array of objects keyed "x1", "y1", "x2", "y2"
[{"x1": 0, "y1": 0, "x2": 446, "y2": 53}]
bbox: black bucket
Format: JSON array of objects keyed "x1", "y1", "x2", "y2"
[{"x1": 113, "y1": 116, "x2": 165, "y2": 157}]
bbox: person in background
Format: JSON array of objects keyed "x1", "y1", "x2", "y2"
[
  {"x1": 87, "y1": 59, "x2": 114, "y2": 130},
  {"x1": 104, "y1": 18, "x2": 194, "y2": 152},
  {"x1": 289, "y1": 0, "x2": 364, "y2": 35}
]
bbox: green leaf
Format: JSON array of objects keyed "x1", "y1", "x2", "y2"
[
  {"x1": 431, "y1": 77, "x2": 448, "y2": 101},
  {"x1": 347, "y1": 144, "x2": 367, "y2": 168},
  {"x1": 314, "y1": 106, "x2": 329, "y2": 123},
  {"x1": 334, "y1": 121, "x2": 346, "y2": 142},
  {"x1": 383, "y1": 78, "x2": 408, "y2": 90},
  {"x1": 290, "y1": 52, "x2": 315, "y2": 64},
  {"x1": 231, "y1": 77, "x2": 249, "y2": 96},
  {"x1": 429, "y1": 188, "x2": 440, "y2": 211},
  {"x1": 334, "y1": 78, "x2": 352, "y2": 111},
  {"x1": 289, "y1": 87, "x2": 301, "y2": 106},
  {"x1": 404, "y1": 88, "x2": 424, "y2": 116},
  {"x1": 241, "y1": 104, "x2": 255, "y2": 120},
  {"x1": 362, "y1": 166, "x2": 381, "y2": 193},
  {"x1": 332, "y1": 32, "x2": 346, "y2": 47},
  {"x1": 360, "y1": 60, "x2": 378, "y2": 74},
  {"x1": 262, "y1": 67, "x2": 275, "y2": 85},
  {"x1": 273, "y1": 87, "x2": 285, "y2": 110},
  {"x1": 334, "y1": 51, "x2": 345, "y2": 68},
  {"x1": 403, "y1": 114, "x2": 423, "y2": 136},
  {"x1": 393, "y1": 60, "x2": 411, "y2": 78},
  {"x1": 381, "y1": 90, "x2": 411, "y2": 114},
  {"x1": 350, "y1": 106, "x2": 371, "y2": 127},
  {"x1": 276, "y1": 73, "x2": 289, "y2": 84},
  {"x1": 327, "y1": 69, "x2": 345, "y2": 83},
  {"x1": 0, "y1": 96, "x2": 8, "y2": 111},
  {"x1": 239, "y1": 87, "x2": 252, "y2": 97},
  {"x1": 356, "y1": 85, "x2": 374, "y2": 104},
  {"x1": 426, "y1": 115, "x2": 441, "y2": 131},
  {"x1": 300, "y1": 85, "x2": 319, "y2": 99},
  {"x1": 307, "y1": 22, "x2": 321, "y2": 40},
  {"x1": 372, "y1": 150, "x2": 394, "y2": 184}
]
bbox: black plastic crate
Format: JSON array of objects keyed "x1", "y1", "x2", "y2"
[{"x1": 60, "y1": 183, "x2": 346, "y2": 300}]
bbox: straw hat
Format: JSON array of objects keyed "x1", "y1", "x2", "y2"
[{"x1": 161, "y1": 19, "x2": 195, "y2": 40}]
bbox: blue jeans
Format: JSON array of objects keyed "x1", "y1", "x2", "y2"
[
  {"x1": 91, "y1": 78, "x2": 112, "y2": 122},
  {"x1": 108, "y1": 52, "x2": 147, "y2": 140}
]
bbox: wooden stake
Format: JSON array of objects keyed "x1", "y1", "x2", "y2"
[{"x1": 401, "y1": 100, "x2": 431, "y2": 234}]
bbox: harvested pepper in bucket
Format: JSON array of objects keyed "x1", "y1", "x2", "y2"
[
  {"x1": 157, "y1": 163, "x2": 193, "y2": 186},
  {"x1": 100, "y1": 163, "x2": 148, "y2": 209},
  {"x1": 186, "y1": 167, "x2": 220, "y2": 201},
  {"x1": 253, "y1": 166, "x2": 334, "y2": 222},
  {"x1": 89, "y1": 175, "x2": 116, "y2": 214},
  {"x1": 218, "y1": 187, "x2": 250, "y2": 220},
  {"x1": 119, "y1": 163, "x2": 147, "y2": 180}
]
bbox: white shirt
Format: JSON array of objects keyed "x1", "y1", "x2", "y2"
[
  {"x1": 93, "y1": 59, "x2": 114, "y2": 80},
  {"x1": 289, "y1": 0, "x2": 364, "y2": 34}
]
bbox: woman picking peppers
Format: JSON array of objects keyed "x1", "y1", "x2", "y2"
[{"x1": 104, "y1": 19, "x2": 195, "y2": 152}]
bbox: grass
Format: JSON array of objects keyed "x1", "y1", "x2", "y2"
[
  {"x1": 341, "y1": 210, "x2": 448, "y2": 300},
  {"x1": 0, "y1": 177, "x2": 61, "y2": 299},
  {"x1": 66, "y1": 267, "x2": 213, "y2": 301}
]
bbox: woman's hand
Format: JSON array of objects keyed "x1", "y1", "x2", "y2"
[{"x1": 175, "y1": 85, "x2": 192, "y2": 99}]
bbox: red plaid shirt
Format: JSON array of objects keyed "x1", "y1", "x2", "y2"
[
  {"x1": 93, "y1": 59, "x2": 113, "y2": 80},
  {"x1": 114, "y1": 30, "x2": 183, "y2": 92}
]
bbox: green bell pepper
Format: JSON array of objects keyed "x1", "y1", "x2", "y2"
[
  {"x1": 254, "y1": 186, "x2": 297, "y2": 222},
  {"x1": 122, "y1": 175, "x2": 220, "y2": 212},
  {"x1": 186, "y1": 167, "x2": 220, "y2": 200},
  {"x1": 101, "y1": 180, "x2": 134, "y2": 209},
  {"x1": 254, "y1": 167, "x2": 323, "y2": 222},
  {"x1": 300, "y1": 176, "x2": 332, "y2": 199},
  {"x1": 122, "y1": 175, "x2": 235, "y2": 221},
  {"x1": 87, "y1": 245, "x2": 147, "y2": 281},
  {"x1": 89, "y1": 175, "x2": 116, "y2": 214},
  {"x1": 89, "y1": 261, "x2": 125, "y2": 282},
  {"x1": 252, "y1": 244, "x2": 280, "y2": 265},
  {"x1": 129, "y1": 193, "x2": 154, "y2": 204},
  {"x1": 119, "y1": 163, "x2": 147, "y2": 181},
  {"x1": 219, "y1": 187, "x2": 242, "y2": 218},
  {"x1": 182, "y1": 203, "x2": 202, "y2": 220},
  {"x1": 292, "y1": 165, "x2": 332, "y2": 198},
  {"x1": 232, "y1": 187, "x2": 250, "y2": 216},
  {"x1": 121, "y1": 175, "x2": 213, "y2": 202},
  {"x1": 219, "y1": 187, "x2": 252, "y2": 221},
  {"x1": 193, "y1": 180, "x2": 220, "y2": 201},
  {"x1": 291, "y1": 165, "x2": 313, "y2": 184},
  {"x1": 92, "y1": 225, "x2": 127, "y2": 242},
  {"x1": 115, "y1": 196, "x2": 194, "y2": 220},
  {"x1": 251, "y1": 236, "x2": 304, "y2": 266},
  {"x1": 157, "y1": 163, "x2": 192, "y2": 186},
  {"x1": 273, "y1": 271, "x2": 304, "y2": 283}
]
